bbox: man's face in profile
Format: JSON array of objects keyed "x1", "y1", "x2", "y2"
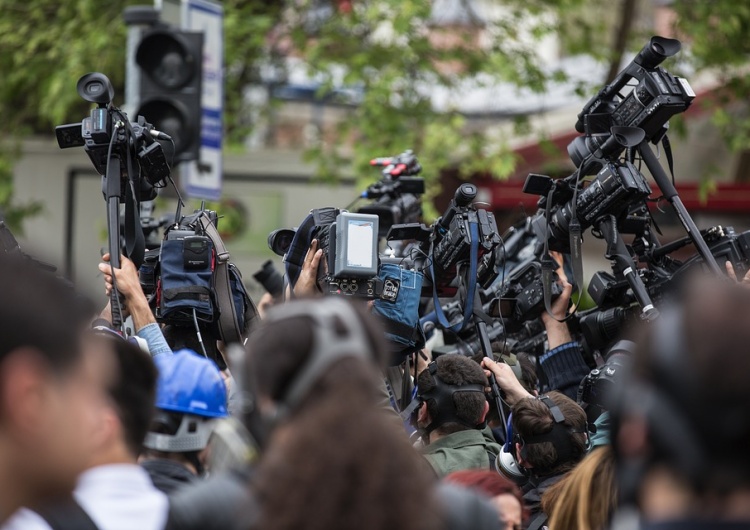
[{"x1": 5, "y1": 332, "x2": 116, "y2": 504}]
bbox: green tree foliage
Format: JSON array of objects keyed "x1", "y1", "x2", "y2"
[
  {"x1": 2, "y1": 0, "x2": 748, "y2": 226},
  {"x1": 673, "y1": 0, "x2": 750, "y2": 151}
]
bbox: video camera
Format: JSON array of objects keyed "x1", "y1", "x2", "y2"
[
  {"x1": 55, "y1": 72, "x2": 174, "y2": 329},
  {"x1": 488, "y1": 261, "x2": 564, "y2": 331},
  {"x1": 388, "y1": 183, "x2": 502, "y2": 297},
  {"x1": 570, "y1": 36, "x2": 695, "y2": 176},
  {"x1": 311, "y1": 208, "x2": 392, "y2": 300},
  {"x1": 357, "y1": 149, "x2": 425, "y2": 237},
  {"x1": 56, "y1": 73, "x2": 171, "y2": 198},
  {"x1": 525, "y1": 160, "x2": 652, "y2": 253}
]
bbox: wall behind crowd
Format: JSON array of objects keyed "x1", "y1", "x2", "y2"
[{"x1": 12, "y1": 138, "x2": 357, "y2": 302}]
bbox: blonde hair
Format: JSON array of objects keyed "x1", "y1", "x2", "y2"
[{"x1": 542, "y1": 446, "x2": 617, "y2": 530}]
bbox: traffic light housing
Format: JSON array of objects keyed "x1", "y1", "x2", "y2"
[{"x1": 135, "y1": 27, "x2": 203, "y2": 164}]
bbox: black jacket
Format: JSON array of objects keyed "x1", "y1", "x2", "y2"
[
  {"x1": 141, "y1": 458, "x2": 197, "y2": 495},
  {"x1": 522, "y1": 473, "x2": 564, "y2": 528}
]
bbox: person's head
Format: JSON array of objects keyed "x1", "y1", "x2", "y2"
[
  {"x1": 511, "y1": 391, "x2": 588, "y2": 477},
  {"x1": 240, "y1": 297, "x2": 389, "y2": 440},
  {"x1": 143, "y1": 349, "x2": 228, "y2": 473},
  {"x1": 88, "y1": 328, "x2": 159, "y2": 463},
  {"x1": 245, "y1": 298, "x2": 441, "y2": 530},
  {"x1": 444, "y1": 470, "x2": 527, "y2": 530},
  {"x1": 416, "y1": 355, "x2": 489, "y2": 439},
  {"x1": 0, "y1": 253, "x2": 106, "y2": 516},
  {"x1": 613, "y1": 276, "x2": 750, "y2": 518},
  {"x1": 542, "y1": 446, "x2": 617, "y2": 530}
]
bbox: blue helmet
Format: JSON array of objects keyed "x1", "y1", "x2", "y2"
[
  {"x1": 145, "y1": 349, "x2": 228, "y2": 453},
  {"x1": 153, "y1": 349, "x2": 228, "y2": 418}
]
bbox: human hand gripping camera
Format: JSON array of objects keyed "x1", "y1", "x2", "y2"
[{"x1": 99, "y1": 253, "x2": 157, "y2": 333}]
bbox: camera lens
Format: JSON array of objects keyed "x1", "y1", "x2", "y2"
[
  {"x1": 253, "y1": 260, "x2": 284, "y2": 298},
  {"x1": 267, "y1": 228, "x2": 296, "y2": 257}
]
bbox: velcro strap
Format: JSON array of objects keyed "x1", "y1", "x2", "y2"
[
  {"x1": 381, "y1": 315, "x2": 419, "y2": 343},
  {"x1": 163, "y1": 286, "x2": 212, "y2": 301}
]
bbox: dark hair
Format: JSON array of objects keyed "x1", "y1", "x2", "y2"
[
  {"x1": 103, "y1": 337, "x2": 158, "y2": 456},
  {"x1": 445, "y1": 469, "x2": 528, "y2": 519},
  {"x1": 516, "y1": 352, "x2": 539, "y2": 394},
  {"x1": 512, "y1": 391, "x2": 587, "y2": 476},
  {"x1": 0, "y1": 253, "x2": 93, "y2": 372},
  {"x1": 249, "y1": 300, "x2": 440, "y2": 530},
  {"x1": 417, "y1": 355, "x2": 488, "y2": 435}
]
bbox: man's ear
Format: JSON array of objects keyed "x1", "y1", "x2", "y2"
[
  {"x1": 418, "y1": 402, "x2": 429, "y2": 425},
  {"x1": 515, "y1": 442, "x2": 532, "y2": 468},
  {"x1": 479, "y1": 400, "x2": 490, "y2": 423},
  {"x1": 0, "y1": 349, "x2": 48, "y2": 437}
]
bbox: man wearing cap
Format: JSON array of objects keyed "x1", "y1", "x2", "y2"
[{"x1": 140, "y1": 349, "x2": 229, "y2": 494}]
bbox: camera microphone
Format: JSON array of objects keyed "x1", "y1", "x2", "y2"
[{"x1": 149, "y1": 129, "x2": 173, "y2": 141}]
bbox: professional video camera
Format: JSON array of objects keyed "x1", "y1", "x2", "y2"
[
  {"x1": 569, "y1": 36, "x2": 695, "y2": 176},
  {"x1": 389, "y1": 183, "x2": 502, "y2": 297},
  {"x1": 525, "y1": 160, "x2": 652, "y2": 253},
  {"x1": 55, "y1": 72, "x2": 173, "y2": 329},
  {"x1": 56, "y1": 73, "x2": 171, "y2": 198},
  {"x1": 489, "y1": 260, "x2": 564, "y2": 331},
  {"x1": 577, "y1": 225, "x2": 750, "y2": 354},
  {"x1": 313, "y1": 208, "x2": 394, "y2": 300},
  {"x1": 356, "y1": 149, "x2": 425, "y2": 237},
  {"x1": 519, "y1": 36, "x2": 709, "y2": 329}
]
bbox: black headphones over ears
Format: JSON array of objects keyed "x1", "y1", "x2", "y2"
[{"x1": 514, "y1": 394, "x2": 589, "y2": 470}]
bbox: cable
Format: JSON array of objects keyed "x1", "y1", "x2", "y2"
[{"x1": 192, "y1": 308, "x2": 208, "y2": 358}]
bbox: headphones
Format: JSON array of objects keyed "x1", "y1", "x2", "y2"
[
  {"x1": 229, "y1": 298, "x2": 374, "y2": 448},
  {"x1": 404, "y1": 360, "x2": 486, "y2": 437},
  {"x1": 496, "y1": 394, "x2": 589, "y2": 481}
]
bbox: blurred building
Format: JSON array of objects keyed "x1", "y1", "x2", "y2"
[{"x1": 10, "y1": 0, "x2": 750, "y2": 302}]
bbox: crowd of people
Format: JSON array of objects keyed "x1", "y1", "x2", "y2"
[{"x1": 2, "y1": 237, "x2": 750, "y2": 530}]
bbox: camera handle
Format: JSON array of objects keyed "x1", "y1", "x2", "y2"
[
  {"x1": 104, "y1": 154, "x2": 124, "y2": 330},
  {"x1": 596, "y1": 216, "x2": 659, "y2": 321},
  {"x1": 474, "y1": 298, "x2": 508, "y2": 444},
  {"x1": 638, "y1": 140, "x2": 722, "y2": 275}
]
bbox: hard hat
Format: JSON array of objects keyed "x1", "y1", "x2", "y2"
[
  {"x1": 144, "y1": 349, "x2": 228, "y2": 453},
  {"x1": 153, "y1": 349, "x2": 228, "y2": 418}
]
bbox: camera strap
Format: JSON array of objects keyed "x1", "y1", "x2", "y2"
[
  {"x1": 124, "y1": 119, "x2": 145, "y2": 268},
  {"x1": 542, "y1": 168, "x2": 584, "y2": 323},
  {"x1": 430, "y1": 221, "x2": 479, "y2": 333},
  {"x1": 196, "y1": 213, "x2": 243, "y2": 345}
]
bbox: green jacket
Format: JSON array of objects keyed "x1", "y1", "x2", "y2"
[{"x1": 421, "y1": 428, "x2": 503, "y2": 477}]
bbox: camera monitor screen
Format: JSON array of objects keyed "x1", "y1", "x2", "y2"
[
  {"x1": 334, "y1": 212, "x2": 379, "y2": 278},
  {"x1": 346, "y1": 219, "x2": 375, "y2": 268}
]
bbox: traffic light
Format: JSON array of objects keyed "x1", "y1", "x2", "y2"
[{"x1": 135, "y1": 26, "x2": 203, "y2": 164}]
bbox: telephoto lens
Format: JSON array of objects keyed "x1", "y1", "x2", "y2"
[{"x1": 253, "y1": 260, "x2": 284, "y2": 299}]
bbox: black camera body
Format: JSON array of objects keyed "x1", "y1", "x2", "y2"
[
  {"x1": 489, "y1": 261, "x2": 564, "y2": 330},
  {"x1": 358, "y1": 150, "x2": 425, "y2": 238},
  {"x1": 57, "y1": 106, "x2": 169, "y2": 201},
  {"x1": 528, "y1": 161, "x2": 652, "y2": 253},
  {"x1": 611, "y1": 69, "x2": 694, "y2": 137},
  {"x1": 430, "y1": 185, "x2": 502, "y2": 295}
]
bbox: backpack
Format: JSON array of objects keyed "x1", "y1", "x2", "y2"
[{"x1": 143, "y1": 209, "x2": 259, "y2": 347}]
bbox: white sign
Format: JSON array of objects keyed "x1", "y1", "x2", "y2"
[{"x1": 182, "y1": 0, "x2": 223, "y2": 201}]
